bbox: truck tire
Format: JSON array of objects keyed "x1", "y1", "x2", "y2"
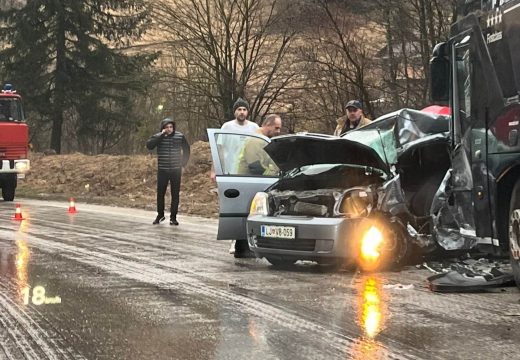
[
  {"x1": 509, "y1": 180, "x2": 520, "y2": 288},
  {"x1": 2, "y1": 185, "x2": 15, "y2": 201}
]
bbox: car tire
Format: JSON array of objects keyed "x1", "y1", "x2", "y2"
[
  {"x1": 2, "y1": 185, "x2": 15, "y2": 201},
  {"x1": 508, "y1": 180, "x2": 520, "y2": 288},
  {"x1": 265, "y1": 256, "x2": 296, "y2": 267}
]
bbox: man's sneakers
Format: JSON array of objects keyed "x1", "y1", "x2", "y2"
[
  {"x1": 153, "y1": 215, "x2": 166, "y2": 225},
  {"x1": 153, "y1": 215, "x2": 178, "y2": 225}
]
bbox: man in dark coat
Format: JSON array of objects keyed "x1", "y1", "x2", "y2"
[{"x1": 147, "y1": 118, "x2": 190, "y2": 225}]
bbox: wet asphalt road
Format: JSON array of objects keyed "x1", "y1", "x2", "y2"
[{"x1": 0, "y1": 199, "x2": 519, "y2": 360}]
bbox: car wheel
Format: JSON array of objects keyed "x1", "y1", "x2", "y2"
[
  {"x1": 508, "y1": 180, "x2": 520, "y2": 288},
  {"x1": 265, "y1": 256, "x2": 296, "y2": 267},
  {"x1": 2, "y1": 185, "x2": 15, "y2": 201}
]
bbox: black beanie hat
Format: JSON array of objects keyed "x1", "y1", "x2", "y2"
[{"x1": 233, "y1": 97, "x2": 249, "y2": 112}]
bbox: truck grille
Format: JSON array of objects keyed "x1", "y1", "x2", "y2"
[
  {"x1": 0, "y1": 146, "x2": 26, "y2": 159},
  {"x1": 256, "y1": 238, "x2": 316, "y2": 251}
]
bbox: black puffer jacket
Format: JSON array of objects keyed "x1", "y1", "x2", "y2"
[{"x1": 146, "y1": 119, "x2": 190, "y2": 171}]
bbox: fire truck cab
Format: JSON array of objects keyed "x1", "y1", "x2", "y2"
[
  {"x1": 429, "y1": 0, "x2": 520, "y2": 286},
  {"x1": 0, "y1": 84, "x2": 29, "y2": 201}
]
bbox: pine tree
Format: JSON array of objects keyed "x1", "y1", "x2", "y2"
[{"x1": 0, "y1": 0, "x2": 157, "y2": 153}]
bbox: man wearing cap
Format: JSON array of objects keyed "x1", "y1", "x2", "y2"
[
  {"x1": 147, "y1": 118, "x2": 191, "y2": 226},
  {"x1": 334, "y1": 100, "x2": 372, "y2": 136}
]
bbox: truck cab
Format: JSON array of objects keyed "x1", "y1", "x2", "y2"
[
  {"x1": 429, "y1": 0, "x2": 520, "y2": 285},
  {"x1": 0, "y1": 84, "x2": 30, "y2": 201}
]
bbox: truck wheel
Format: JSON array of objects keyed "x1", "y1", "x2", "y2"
[
  {"x1": 265, "y1": 256, "x2": 296, "y2": 267},
  {"x1": 2, "y1": 186, "x2": 15, "y2": 201},
  {"x1": 509, "y1": 180, "x2": 520, "y2": 287}
]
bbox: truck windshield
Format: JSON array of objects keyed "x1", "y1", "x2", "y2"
[{"x1": 0, "y1": 98, "x2": 24, "y2": 121}]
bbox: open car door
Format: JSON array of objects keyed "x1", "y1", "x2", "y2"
[{"x1": 207, "y1": 129, "x2": 279, "y2": 240}]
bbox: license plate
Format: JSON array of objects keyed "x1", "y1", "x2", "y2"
[{"x1": 260, "y1": 225, "x2": 295, "y2": 239}]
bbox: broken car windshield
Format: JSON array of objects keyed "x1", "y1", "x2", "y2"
[{"x1": 342, "y1": 109, "x2": 450, "y2": 167}]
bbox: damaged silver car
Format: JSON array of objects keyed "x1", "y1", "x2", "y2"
[
  {"x1": 208, "y1": 109, "x2": 450, "y2": 269},
  {"x1": 247, "y1": 109, "x2": 451, "y2": 268}
]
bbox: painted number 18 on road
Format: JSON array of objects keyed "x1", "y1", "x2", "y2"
[{"x1": 21, "y1": 286, "x2": 62, "y2": 305}]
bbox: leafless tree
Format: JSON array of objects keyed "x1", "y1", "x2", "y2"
[
  {"x1": 294, "y1": 0, "x2": 381, "y2": 133},
  {"x1": 152, "y1": 0, "x2": 297, "y2": 134},
  {"x1": 374, "y1": 0, "x2": 455, "y2": 110}
]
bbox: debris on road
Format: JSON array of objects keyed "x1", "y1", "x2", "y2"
[{"x1": 423, "y1": 258, "x2": 515, "y2": 292}]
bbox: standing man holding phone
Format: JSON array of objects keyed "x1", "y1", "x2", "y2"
[{"x1": 147, "y1": 118, "x2": 190, "y2": 226}]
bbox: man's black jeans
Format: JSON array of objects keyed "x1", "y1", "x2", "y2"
[{"x1": 157, "y1": 169, "x2": 182, "y2": 219}]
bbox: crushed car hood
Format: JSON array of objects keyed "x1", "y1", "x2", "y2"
[{"x1": 264, "y1": 134, "x2": 389, "y2": 173}]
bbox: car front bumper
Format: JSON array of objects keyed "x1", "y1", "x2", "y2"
[{"x1": 247, "y1": 214, "x2": 364, "y2": 261}]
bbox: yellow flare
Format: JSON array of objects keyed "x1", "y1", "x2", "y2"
[
  {"x1": 360, "y1": 277, "x2": 383, "y2": 339},
  {"x1": 360, "y1": 226, "x2": 383, "y2": 263}
]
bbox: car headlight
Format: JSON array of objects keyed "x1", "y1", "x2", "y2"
[
  {"x1": 14, "y1": 160, "x2": 30, "y2": 172},
  {"x1": 250, "y1": 192, "x2": 269, "y2": 216}
]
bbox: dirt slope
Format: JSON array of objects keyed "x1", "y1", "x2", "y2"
[{"x1": 16, "y1": 141, "x2": 219, "y2": 218}]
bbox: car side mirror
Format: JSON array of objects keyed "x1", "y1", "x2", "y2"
[{"x1": 430, "y1": 42, "x2": 450, "y2": 103}]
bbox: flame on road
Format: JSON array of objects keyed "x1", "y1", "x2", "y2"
[
  {"x1": 16, "y1": 217, "x2": 31, "y2": 298},
  {"x1": 359, "y1": 277, "x2": 384, "y2": 338},
  {"x1": 351, "y1": 275, "x2": 388, "y2": 359}
]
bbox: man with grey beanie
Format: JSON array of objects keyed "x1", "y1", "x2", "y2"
[
  {"x1": 211, "y1": 97, "x2": 258, "y2": 180},
  {"x1": 211, "y1": 97, "x2": 258, "y2": 258},
  {"x1": 147, "y1": 118, "x2": 190, "y2": 225}
]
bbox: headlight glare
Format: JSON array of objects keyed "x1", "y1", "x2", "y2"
[{"x1": 359, "y1": 225, "x2": 384, "y2": 271}]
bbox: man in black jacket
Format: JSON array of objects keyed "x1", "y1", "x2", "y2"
[{"x1": 146, "y1": 118, "x2": 191, "y2": 225}]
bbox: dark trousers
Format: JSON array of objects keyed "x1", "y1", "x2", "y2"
[
  {"x1": 157, "y1": 169, "x2": 182, "y2": 219},
  {"x1": 235, "y1": 239, "x2": 249, "y2": 253}
]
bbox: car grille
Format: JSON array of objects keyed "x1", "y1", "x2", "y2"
[{"x1": 256, "y1": 238, "x2": 316, "y2": 251}]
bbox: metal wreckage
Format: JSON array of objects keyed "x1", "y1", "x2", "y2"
[
  {"x1": 210, "y1": 0, "x2": 520, "y2": 291},
  {"x1": 254, "y1": 0, "x2": 520, "y2": 291},
  {"x1": 244, "y1": 105, "x2": 515, "y2": 291},
  {"x1": 246, "y1": 109, "x2": 456, "y2": 270}
]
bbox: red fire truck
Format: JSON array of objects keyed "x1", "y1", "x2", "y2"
[{"x1": 0, "y1": 84, "x2": 30, "y2": 201}]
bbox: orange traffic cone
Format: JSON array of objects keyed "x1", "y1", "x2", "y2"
[
  {"x1": 12, "y1": 203, "x2": 24, "y2": 220},
  {"x1": 68, "y1": 197, "x2": 77, "y2": 214}
]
